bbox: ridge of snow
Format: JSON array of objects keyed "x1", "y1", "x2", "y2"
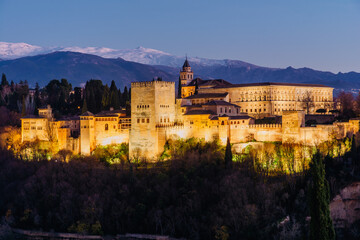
[{"x1": 0, "y1": 42, "x2": 255, "y2": 68}]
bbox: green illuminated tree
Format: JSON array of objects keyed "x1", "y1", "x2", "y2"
[{"x1": 309, "y1": 152, "x2": 335, "y2": 240}]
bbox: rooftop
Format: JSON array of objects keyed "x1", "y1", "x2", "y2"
[
  {"x1": 203, "y1": 100, "x2": 240, "y2": 107},
  {"x1": 184, "y1": 110, "x2": 216, "y2": 116},
  {"x1": 184, "y1": 93, "x2": 228, "y2": 99},
  {"x1": 211, "y1": 82, "x2": 331, "y2": 89},
  {"x1": 186, "y1": 78, "x2": 233, "y2": 88},
  {"x1": 81, "y1": 111, "x2": 94, "y2": 116}
]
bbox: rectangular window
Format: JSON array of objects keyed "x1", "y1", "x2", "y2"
[
  {"x1": 137, "y1": 119, "x2": 140, "y2": 123},
  {"x1": 142, "y1": 119, "x2": 145, "y2": 123},
  {"x1": 147, "y1": 118, "x2": 149, "y2": 123}
]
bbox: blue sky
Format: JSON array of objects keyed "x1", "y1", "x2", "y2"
[{"x1": 0, "y1": 0, "x2": 360, "y2": 73}]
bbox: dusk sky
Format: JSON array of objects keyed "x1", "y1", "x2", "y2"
[{"x1": 1, "y1": 0, "x2": 360, "y2": 73}]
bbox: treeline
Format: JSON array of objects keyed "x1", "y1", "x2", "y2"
[
  {"x1": 0, "y1": 73, "x2": 130, "y2": 123},
  {"x1": 1, "y1": 138, "x2": 360, "y2": 239},
  {"x1": 82, "y1": 79, "x2": 130, "y2": 114}
]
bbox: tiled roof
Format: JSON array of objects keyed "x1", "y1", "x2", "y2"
[
  {"x1": 184, "y1": 93, "x2": 228, "y2": 99},
  {"x1": 21, "y1": 115, "x2": 45, "y2": 119},
  {"x1": 212, "y1": 82, "x2": 331, "y2": 88},
  {"x1": 203, "y1": 100, "x2": 239, "y2": 107},
  {"x1": 229, "y1": 115, "x2": 252, "y2": 120},
  {"x1": 186, "y1": 78, "x2": 233, "y2": 87},
  {"x1": 95, "y1": 114, "x2": 119, "y2": 117},
  {"x1": 184, "y1": 110, "x2": 216, "y2": 115},
  {"x1": 81, "y1": 111, "x2": 94, "y2": 116}
]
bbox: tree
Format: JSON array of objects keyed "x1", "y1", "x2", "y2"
[
  {"x1": 195, "y1": 80, "x2": 199, "y2": 95},
  {"x1": 109, "y1": 80, "x2": 120, "y2": 109},
  {"x1": 224, "y1": 138, "x2": 232, "y2": 169},
  {"x1": 1, "y1": 73, "x2": 9, "y2": 87},
  {"x1": 101, "y1": 84, "x2": 110, "y2": 110},
  {"x1": 34, "y1": 82, "x2": 41, "y2": 111},
  {"x1": 82, "y1": 98, "x2": 88, "y2": 114},
  {"x1": 21, "y1": 96, "x2": 26, "y2": 116},
  {"x1": 337, "y1": 91, "x2": 355, "y2": 120},
  {"x1": 302, "y1": 90, "x2": 314, "y2": 114},
  {"x1": 122, "y1": 86, "x2": 129, "y2": 107},
  {"x1": 308, "y1": 152, "x2": 335, "y2": 240},
  {"x1": 178, "y1": 77, "x2": 182, "y2": 98}
]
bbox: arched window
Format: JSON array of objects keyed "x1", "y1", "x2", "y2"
[{"x1": 105, "y1": 124, "x2": 108, "y2": 131}]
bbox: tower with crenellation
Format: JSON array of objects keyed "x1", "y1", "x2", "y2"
[{"x1": 129, "y1": 80, "x2": 175, "y2": 159}]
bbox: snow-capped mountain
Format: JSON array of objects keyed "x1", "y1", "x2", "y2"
[
  {"x1": 0, "y1": 42, "x2": 259, "y2": 69},
  {"x1": 0, "y1": 42, "x2": 51, "y2": 59}
]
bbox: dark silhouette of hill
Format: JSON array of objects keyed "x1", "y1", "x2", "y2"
[
  {"x1": 0, "y1": 51, "x2": 175, "y2": 88},
  {"x1": 1, "y1": 51, "x2": 360, "y2": 91}
]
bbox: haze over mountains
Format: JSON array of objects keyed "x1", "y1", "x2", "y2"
[{"x1": 0, "y1": 42, "x2": 359, "y2": 91}]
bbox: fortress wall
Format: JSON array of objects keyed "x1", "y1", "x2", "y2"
[
  {"x1": 21, "y1": 118, "x2": 49, "y2": 142},
  {"x1": 93, "y1": 118, "x2": 127, "y2": 146}
]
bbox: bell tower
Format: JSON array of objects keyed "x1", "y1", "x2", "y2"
[{"x1": 180, "y1": 58, "x2": 193, "y2": 86}]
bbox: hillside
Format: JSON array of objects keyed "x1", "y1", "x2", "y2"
[{"x1": 0, "y1": 51, "x2": 175, "y2": 88}]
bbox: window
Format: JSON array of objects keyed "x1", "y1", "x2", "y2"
[
  {"x1": 137, "y1": 119, "x2": 140, "y2": 123},
  {"x1": 147, "y1": 118, "x2": 149, "y2": 123},
  {"x1": 142, "y1": 119, "x2": 145, "y2": 123},
  {"x1": 105, "y1": 124, "x2": 108, "y2": 131},
  {"x1": 220, "y1": 108, "x2": 223, "y2": 113},
  {"x1": 225, "y1": 108, "x2": 227, "y2": 113},
  {"x1": 229, "y1": 108, "x2": 232, "y2": 113}
]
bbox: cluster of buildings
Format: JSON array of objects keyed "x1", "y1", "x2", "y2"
[{"x1": 21, "y1": 59, "x2": 359, "y2": 159}]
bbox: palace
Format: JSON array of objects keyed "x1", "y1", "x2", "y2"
[{"x1": 21, "y1": 59, "x2": 359, "y2": 159}]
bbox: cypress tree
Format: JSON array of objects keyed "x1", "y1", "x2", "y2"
[
  {"x1": 102, "y1": 84, "x2": 110, "y2": 110},
  {"x1": 224, "y1": 138, "x2": 232, "y2": 168},
  {"x1": 109, "y1": 80, "x2": 120, "y2": 109},
  {"x1": 21, "y1": 95, "x2": 26, "y2": 116},
  {"x1": 1, "y1": 73, "x2": 9, "y2": 87},
  {"x1": 195, "y1": 80, "x2": 199, "y2": 94},
  {"x1": 34, "y1": 82, "x2": 41, "y2": 110},
  {"x1": 122, "y1": 86, "x2": 129, "y2": 106},
  {"x1": 178, "y1": 76, "x2": 182, "y2": 98},
  {"x1": 309, "y1": 152, "x2": 335, "y2": 240},
  {"x1": 82, "y1": 98, "x2": 88, "y2": 114}
]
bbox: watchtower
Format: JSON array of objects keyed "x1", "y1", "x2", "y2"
[{"x1": 129, "y1": 80, "x2": 175, "y2": 159}]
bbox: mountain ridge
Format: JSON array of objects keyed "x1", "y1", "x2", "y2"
[{"x1": 0, "y1": 42, "x2": 360, "y2": 92}]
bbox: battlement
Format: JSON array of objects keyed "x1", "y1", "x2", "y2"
[
  {"x1": 156, "y1": 122, "x2": 185, "y2": 129},
  {"x1": 131, "y1": 81, "x2": 175, "y2": 88},
  {"x1": 249, "y1": 124, "x2": 282, "y2": 128}
]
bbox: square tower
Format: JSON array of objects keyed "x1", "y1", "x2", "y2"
[{"x1": 129, "y1": 80, "x2": 175, "y2": 159}]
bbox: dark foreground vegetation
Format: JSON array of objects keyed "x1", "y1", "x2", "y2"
[{"x1": 1, "y1": 138, "x2": 360, "y2": 240}]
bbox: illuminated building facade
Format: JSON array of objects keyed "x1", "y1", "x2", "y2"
[{"x1": 21, "y1": 59, "x2": 359, "y2": 159}]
